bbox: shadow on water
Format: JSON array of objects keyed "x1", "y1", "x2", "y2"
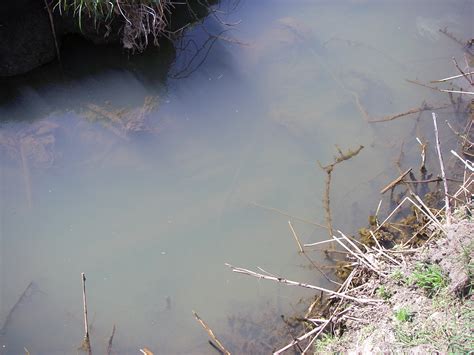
[{"x1": 0, "y1": 34, "x2": 175, "y2": 122}]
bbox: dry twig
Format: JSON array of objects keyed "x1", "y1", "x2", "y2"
[
  {"x1": 225, "y1": 263, "x2": 381, "y2": 304},
  {"x1": 380, "y1": 168, "x2": 412, "y2": 194},
  {"x1": 79, "y1": 273, "x2": 92, "y2": 355},
  {"x1": 432, "y1": 113, "x2": 451, "y2": 225},
  {"x1": 192, "y1": 311, "x2": 231, "y2": 355}
]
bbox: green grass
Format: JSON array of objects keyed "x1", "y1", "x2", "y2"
[
  {"x1": 376, "y1": 285, "x2": 392, "y2": 300},
  {"x1": 53, "y1": 0, "x2": 115, "y2": 28},
  {"x1": 409, "y1": 263, "x2": 447, "y2": 297},
  {"x1": 390, "y1": 268, "x2": 406, "y2": 284},
  {"x1": 394, "y1": 308, "x2": 414, "y2": 322},
  {"x1": 313, "y1": 333, "x2": 337, "y2": 353}
]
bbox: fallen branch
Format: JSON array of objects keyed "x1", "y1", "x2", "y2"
[
  {"x1": 288, "y1": 221, "x2": 341, "y2": 285},
  {"x1": 451, "y1": 150, "x2": 474, "y2": 171},
  {"x1": 288, "y1": 221, "x2": 303, "y2": 253},
  {"x1": 192, "y1": 311, "x2": 231, "y2": 355},
  {"x1": 406, "y1": 79, "x2": 443, "y2": 92},
  {"x1": 106, "y1": 324, "x2": 116, "y2": 355},
  {"x1": 0, "y1": 282, "x2": 36, "y2": 335},
  {"x1": 273, "y1": 323, "x2": 324, "y2": 354},
  {"x1": 439, "y1": 27, "x2": 465, "y2": 47},
  {"x1": 452, "y1": 56, "x2": 473, "y2": 86},
  {"x1": 404, "y1": 177, "x2": 462, "y2": 184},
  {"x1": 380, "y1": 167, "x2": 412, "y2": 194},
  {"x1": 432, "y1": 72, "x2": 474, "y2": 83},
  {"x1": 368, "y1": 103, "x2": 450, "y2": 123},
  {"x1": 79, "y1": 273, "x2": 92, "y2": 355},
  {"x1": 225, "y1": 263, "x2": 381, "y2": 304},
  {"x1": 432, "y1": 113, "x2": 451, "y2": 225},
  {"x1": 376, "y1": 195, "x2": 446, "y2": 234},
  {"x1": 318, "y1": 145, "x2": 364, "y2": 237},
  {"x1": 439, "y1": 89, "x2": 474, "y2": 95}
]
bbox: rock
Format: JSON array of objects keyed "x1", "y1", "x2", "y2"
[
  {"x1": 0, "y1": 2, "x2": 56, "y2": 76},
  {"x1": 0, "y1": 0, "x2": 212, "y2": 77}
]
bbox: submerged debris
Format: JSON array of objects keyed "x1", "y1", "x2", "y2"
[{"x1": 83, "y1": 95, "x2": 159, "y2": 139}]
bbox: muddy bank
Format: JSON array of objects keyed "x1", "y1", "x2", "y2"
[{"x1": 0, "y1": 0, "x2": 212, "y2": 77}]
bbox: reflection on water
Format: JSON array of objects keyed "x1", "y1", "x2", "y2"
[{"x1": 1, "y1": 0, "x2": 472, "y2": 353}]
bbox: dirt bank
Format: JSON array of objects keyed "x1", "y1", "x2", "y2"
[{"x1": 316, "y1": 210, "x2": 473, "y2": 353}]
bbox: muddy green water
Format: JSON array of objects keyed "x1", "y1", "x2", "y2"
[{"x1": 1, "y1": 0, "x2": 472, "y2": 353}]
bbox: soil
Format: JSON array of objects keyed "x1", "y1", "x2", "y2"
[{"x1": 318, "y1": 211, "x2": 473, "y2": 353}]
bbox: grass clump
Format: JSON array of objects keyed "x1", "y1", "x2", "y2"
[
  {"x1": 314, "y1": 333, "x2": 337, "y2": 353},
  {"x1": 409, "y1": 263, "x2": 447, "y2": 297},
  {"x1": 390, "y1": 268, "x2": 407, "y2": 284},
  {"x1": 376, "y1": 285, "x2": 392, "y2": 300},
  {"x1": 53, "y1": 0, "x2": 173, "y2": 51},
  {"x1": 394, "y1": 308, "x2": 414, "y2": 322}
]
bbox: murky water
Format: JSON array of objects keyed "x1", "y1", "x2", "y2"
[{"x1": 1, "y1": 0, "x2": 472, "y2": 353}]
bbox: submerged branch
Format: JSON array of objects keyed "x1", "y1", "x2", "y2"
[
  {"x1": 318, "y1": 145, "x2": 364, "y2": 237},
  {"x1": 225, "y1": 263, "x2": 381, "y2": 304},
  {"x1": 0, "y1": 282, "x2": 36, "y2": 336},
  {"x1": 368, "y1": 103, "x2": 450, "y2": 123}
]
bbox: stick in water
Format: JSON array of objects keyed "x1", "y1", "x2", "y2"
[
  {"x1": 79, "y1": 273, "x2": 92, "y2": 355},
  {"x1": 106, "y1": 324, "x2": 116, "y2": 355},
  {"x1": 432, "y1": 113, "x2": 451, "y2": 225},
  {"x1": 192, "y1": 311, "x2": 231, "y2": 355}
]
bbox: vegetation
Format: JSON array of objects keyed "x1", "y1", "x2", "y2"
[
  {"x1": 409, "y1": 263, "x2": 447, "y2": 297},
  {"x1": 394, "y1": 308, "x2": 413, "y2": 322},
  {"x1": 53, "y1": 0, "x2": 174, "y2": 51},
  {"x1": 376, "y1": 285, "x2": 392, "y2": 300}
]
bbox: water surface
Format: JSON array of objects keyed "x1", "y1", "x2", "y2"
[{"x1": 1, "y1": 0, "x2": 472, "y2": 353}]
